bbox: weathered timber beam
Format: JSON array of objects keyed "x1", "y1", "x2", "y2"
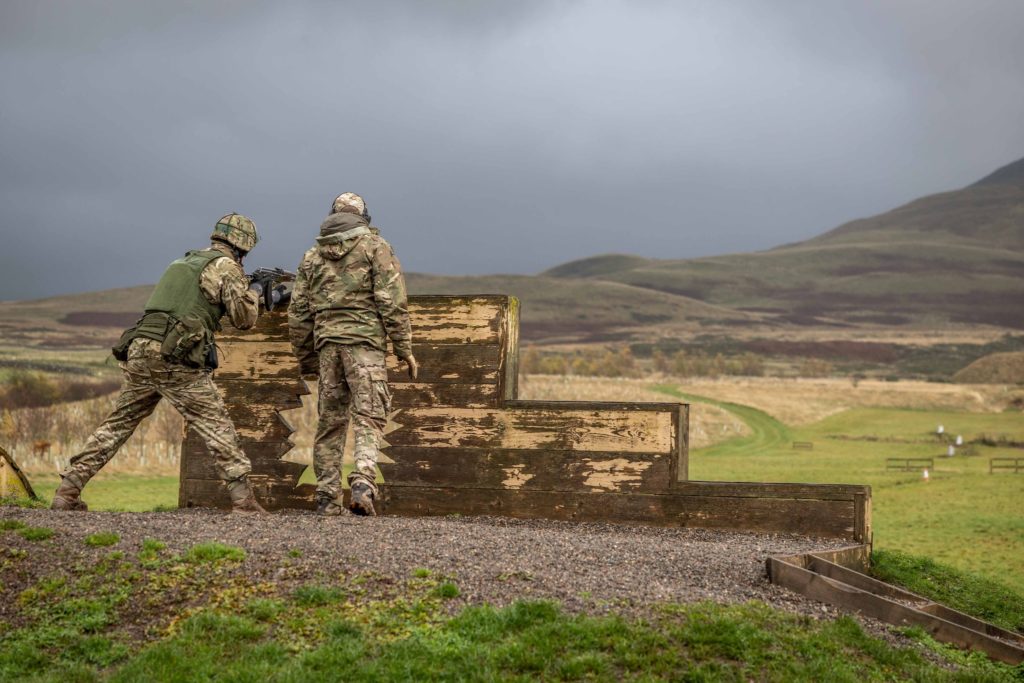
[
  {"x1": 215, "y1": 341, "x2": 502, "y2": 384},
  {"x1": 807, "y1": 545, "x2": 871, "y2": 573},
  {"x1": 504, "y1": 399, "x2": 685, "y2": 412},
  {"x1": 379, "y1": 486, "x2": 858, "y2": 538},
  {"x1": 221, "y1": 295, "x2": 511, "y2": 345},
  {"x1": 768, "y1": 556, "x2": 1024, "y2": 664},
  {"x1": 180, "y1": 477, "x2": 320, "y2": 512},
  {"x1": 380, "y1": 447, "x2": 673, "y2": 493},
  {"x1": 181, "y1": 435, "x2": 302, "y2": 482},
  {"x1": 215, "y1": 379, "x2": 309, "y2": 406},
  {"x1": 384, "y1": 406, "x2": 676, "y2": 453},
  {"x1": 390, "y1": 383, "x2": 500, "y2": 408},
  {"x1": 497, "y1": 295, "x2": 520, "y2": 401},
  {"x1": 807, "y1": 556, "x2": 1024, "y2": 646}
]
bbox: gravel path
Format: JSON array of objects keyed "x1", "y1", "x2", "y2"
[{"x1": 2, "y1": 507, "x2": 852, "y2": 619}]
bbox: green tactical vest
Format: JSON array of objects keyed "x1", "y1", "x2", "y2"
[{"x1": 113, "y1": 249, "x2": 227, "y2": 367}]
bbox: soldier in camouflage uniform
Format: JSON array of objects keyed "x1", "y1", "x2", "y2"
[
  {"x1": 52, "y1": 214, "x2": 267, "y2": 514},
  {"x1": 289, "y1": 192, "x2": 417, "y2": 516}
]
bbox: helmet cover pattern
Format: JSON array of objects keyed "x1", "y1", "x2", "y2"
[
  {"x1": 331, "y1": 192, "x2": 368, "y2": 217},
  {"x1": 211, "y1": 213, "x2": 259, "y2": 253}
]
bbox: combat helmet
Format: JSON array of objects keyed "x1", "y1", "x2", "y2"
[
  {"x1": 331, "y1": 192, "x2": 370, "y2": 222},
  {"x1": 211, "y1": 213, "x2": 259, "y2": 254}
]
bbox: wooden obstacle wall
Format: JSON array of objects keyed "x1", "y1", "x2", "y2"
[{"x1": 179, "y1": 295, "x2": 871, "y2": 543}]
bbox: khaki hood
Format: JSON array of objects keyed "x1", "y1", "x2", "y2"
[{"x1": 316, "y1": 212, "x2": 372, "y2": 260}]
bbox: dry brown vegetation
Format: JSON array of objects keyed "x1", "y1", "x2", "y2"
[
  {"x1": 518, "y1": 375, "x2": 750, "y2": 449},
  {"x1": 0, "y1": 370, "x2": 121, "y2": 410},
  {"x1": 953, "y1": 351, "x2": 1024, "y2": 385},
  {"x1": 519, "y1": 373, "x2": 1024, "y2": 431},
  {"x1": 3, "y1": 392, "x2": 183, "y2": 476},
  {"x1": 651, "y1": 376, "x2": 1022, "y2": 425}
]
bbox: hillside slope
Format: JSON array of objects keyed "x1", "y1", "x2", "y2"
[
  {"x1": 0, "y1": 275, "x2": 755, "y2": 351},
  {"x1": 545, "y1": 156, "x2": 1024, "y2": 328},
  {"x1": 953, "y1": 351, "x2": 1024, "y2": 384}
]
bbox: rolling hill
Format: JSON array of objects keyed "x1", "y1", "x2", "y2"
[
  {"x1": 545, "y1": 156, "x2": 1024, "y2": 328},
  {"x1": 0, "y1": 274, "x2": 755, "y2": 354}
]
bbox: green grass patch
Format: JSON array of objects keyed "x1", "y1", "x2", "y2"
[
  {"x1": 1, "y1": 555, "x2": 133, "y2": 679},
  {"x1": 432, "y1": 582, "x2": 460, "y2": 599},
  {"x1": 28, "y1": 473, "x2": 179, "y2": 512},
  {"x1": 292, "y1": 584, "x2": 345, "y2": 607},
  {"x1": 412, "y1": 567, "x2": 432, "y2": 578},
  {"x1": 245, "y1": 598, "x2": 285, "y2": 622},
  {"x1": 85, "y1": 532, "x2": 121, "y2": 547},
  {"x1": 140, "y1": 538, "x2": 166, "y2": 553},
  {"x1": 183, "y1": 542, "x2": 245, "y2": 564},
  {"x1": 0, "y1": 495, "x2": 47, "y2": 509},
  {"x1": 100, "y1": 600, "x2": 1024, "y2": 681},
  {"x1": 17, "y1": 526, "x2": 54, "y2": 541},
  {"x1": 0, "y1": 518, "x2": 26, "y2": 530},
  {"x1": 137, "y1": 538, "x2": 166, "y2": 567},
  {"x1": 652, "y1": 385, "x2": 792, "y2": 457},
  {"x1": 872, "y1": 549, "x2": 1024, "y2": 634}
]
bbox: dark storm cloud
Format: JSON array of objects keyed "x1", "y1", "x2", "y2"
[{"x1": 1, "y1": 0, "x2": 1023, "y2": 299}]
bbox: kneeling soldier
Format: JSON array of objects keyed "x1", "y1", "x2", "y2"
[
  {"x1": 52, "y1": 214, "x2": 266, "y2": 514},
  {"x1": 288, "y1": 192, "x2": 417, "y2": 516}
]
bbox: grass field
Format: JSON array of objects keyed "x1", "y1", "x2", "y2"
[
  {"x1": 28, "y1": 474, "x2": 180, "y2": 512},
  {"x1": 653, "y1": 385, "x2": 1024, "y2": 592}
]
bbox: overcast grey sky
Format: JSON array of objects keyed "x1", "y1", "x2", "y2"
[{"x1": 2, "y1": 0, "x2": 1023, "y2": 300}]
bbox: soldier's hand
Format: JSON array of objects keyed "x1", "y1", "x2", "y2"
[{"x1": 404, "y1": 354, "x2": 419, "y2": 380}]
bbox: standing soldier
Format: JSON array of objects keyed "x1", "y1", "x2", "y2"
[
  {"x1": 289, "y1": 192, "x2": 417, "y2": 516},
  {"x1": 51, "y1": 214, "x2": 267, "y2": 514}
]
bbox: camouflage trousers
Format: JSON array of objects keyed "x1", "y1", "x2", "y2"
[
  {"x1": 61, "y1": 338, "x2": 252, "y2": 489},
  {"x1": 314, "y1": 343, "x2": 391, "y2": 502}
]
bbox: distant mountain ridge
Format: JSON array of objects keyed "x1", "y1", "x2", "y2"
[
  {"x1": 971, "y1": 156, "x2": 1024, "y2": 187},
  {"x1": 543, "y1": 155, "x2": 1024, "y2": 329},
  {"x1": 4, "y1": 156, "x2": 1023, "y2": 345}
]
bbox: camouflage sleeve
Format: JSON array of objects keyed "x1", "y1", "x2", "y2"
[
  {"x1": 371, "y1": 239, "x2": 413, "y2": 360},
  {"x1": 287, "y1": 253, "x2": 318, "y2": 374},
  {"x1": 200, "y1": 257, "x2": 259, "y2": 330}
]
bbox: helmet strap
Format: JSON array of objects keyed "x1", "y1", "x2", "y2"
[{"x1": 212, "y1": 236, "x2": 245, "y2": 263}]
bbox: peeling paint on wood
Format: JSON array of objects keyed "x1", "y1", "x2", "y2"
[
  {"x1": 580, "y1": 458, "x2": 652, "y2": 491},
  {"x1": 501, "y1": 464, "x2": 534, "y2": 489},
  {"x1": 384, "y1": 407, "x2": 675, "y2": 453}
]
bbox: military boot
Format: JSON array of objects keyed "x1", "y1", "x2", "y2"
[
  {"x1": 316, "y1": 494, "x2": 349, "y2": 517},
  {"x1": 349, "y1": 482, "x2": 376, "y2": 517},
  {"x1": 226, "y1": 475, "x2": 266, "y2": 514},
  {"x1": 51, "y1": 478, "x2": 88, "y2": 511}
]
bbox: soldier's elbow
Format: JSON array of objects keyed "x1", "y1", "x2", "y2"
[{"x1": 232, "y1": 310, "x2": 259, "y2": 330}]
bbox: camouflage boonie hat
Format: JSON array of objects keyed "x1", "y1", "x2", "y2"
[
  {"x1": 331, "y1": 192, "x2": 368, "y2": 217},
  {"x1": 211, "y1": 213, "x2": 259, "y2": 253}
]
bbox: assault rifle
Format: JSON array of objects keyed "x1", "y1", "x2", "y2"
[{"x1": 248, "y1": 267, "x2": 295, "y2": 312}]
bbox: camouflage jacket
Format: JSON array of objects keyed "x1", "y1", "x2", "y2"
[
  {"x1": 200, "y1": 242, "x2": 260, "y2": 330},
  {"x1": 288, "y1": 212, "x2": 412, "y2": 373}
]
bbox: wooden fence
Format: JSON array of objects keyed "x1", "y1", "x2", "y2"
[
  {"x1": 989, "y1": 457, "x2": 1024, "y2": 474},
  {"x1": 886, "y1": 457, "x2": 934, "y2": 472}
]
